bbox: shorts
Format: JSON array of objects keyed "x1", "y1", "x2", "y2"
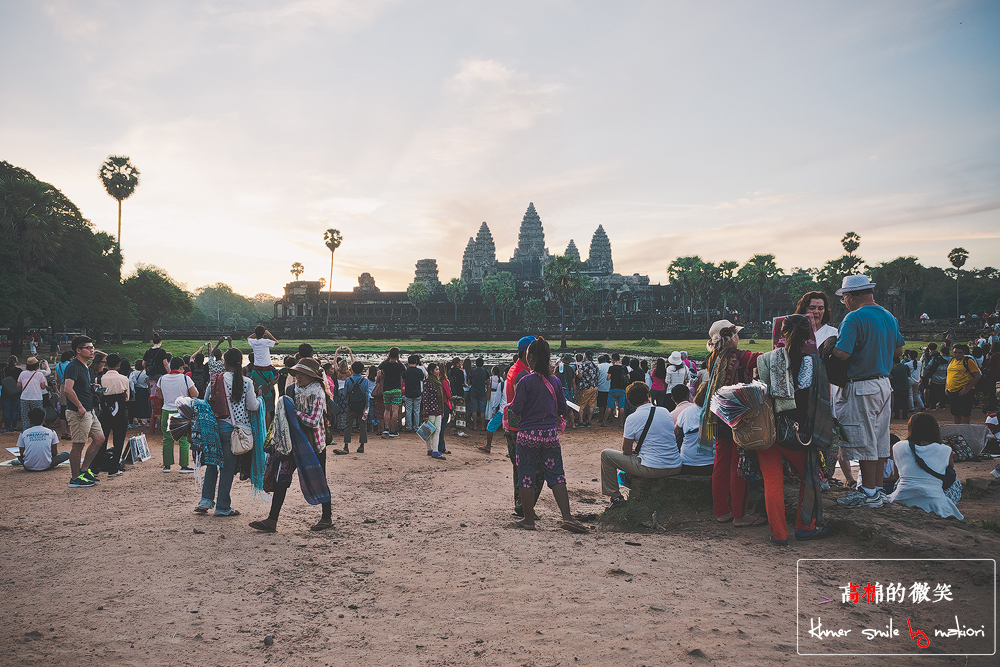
[
  {"x1": 263, "y1": 393, "x2": 275, "y2": 414},
  {"x1": 383, "y1": 389, "x2": 403, "y2": 406},
  {"x1": 515, "y1": 428, "x2": 566, "y2": 489},
  {"x1": 835, "y1": 378, "x2": 892, "y2": 460},
  {"x1": 609, "y1": 388, "x2": 625, "y2": 409},
  {"x1": 67, "y1": 409, "x2": 103, "y2": 445},
  {"x1": 948, "y1": 391, "x2": 973, "y2": 417},
  {"x1": 468, "y1": 394, "x2": 487, "y2": 415},
  {"x1": 487, "y1": 410, "x2": 503, "y2": 433},
  {"x1": 598, "y1": 391, "x2": 609, "y2": 410},
  {"x1": 577, "y1": 387, "x2": 597, "y2": 410}
]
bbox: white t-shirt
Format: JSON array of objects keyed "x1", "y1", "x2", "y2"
[
  {"x1": 18, "y1": 425, "x2": 59, "y2": 471},
  {"x1": 158, "y1": 373, "x2": 195, "y2": 411},
  {"x1": 623, "y1": 403, "x2": 681, "y2": 470},
  {"x1": 676, "y1": 405, "x2": 713, "y2": 467},
  {"x1": 597, "y1": 362, "x2": 612, "y2": 392},
  {"x1": 248, "y1": 337, "x2": 275, "y2": 366},
  {"x1": 17, "y1": 370, "x2": 47, "y2": 401}
]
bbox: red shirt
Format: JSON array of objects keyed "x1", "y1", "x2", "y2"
[{"x1": 502, "y1": 359, "x2": 530, "y2": 432}]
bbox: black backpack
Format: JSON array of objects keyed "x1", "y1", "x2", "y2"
[
  {"x1": 346, "y1": 376, "x2": 367, "y2": 411},
  {"x1": 190, "y1": 366, "x2": 209, "y2": 396}
]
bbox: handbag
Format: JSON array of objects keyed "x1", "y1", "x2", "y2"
[
  {"x1": 908, "y1": 441, "x2": 957, "y2": 490},
  {"x1": 733, "y1": 396, "x2": 777, "y2": 451},
  {"x1": 224, "y1": 377, "x2": 255, "y2": 456},
  {"x1": 538, "y1": 373, "x2": 567, "y2": 434},
  {"x1": 372, "y1": 372, "x2": 384, "y2": 400},
  {"x1": 775, "y1": 411, "x2": 812, "y2": 449}
]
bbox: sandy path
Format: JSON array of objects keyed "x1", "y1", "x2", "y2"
[{"x1": 0, "y1": 413, "x2": 995, "y2": 667}]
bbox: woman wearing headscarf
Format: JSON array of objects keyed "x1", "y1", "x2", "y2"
[
  {"x1": 757, "y1": 315, "x2": 834, "y2": 546},
  {"x1": 699, "y1": 320, "x2": 765, "y2": 526}
]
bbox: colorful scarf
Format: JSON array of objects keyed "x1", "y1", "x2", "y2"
[
  {"x1": 699, "y1": 349, "x2": 750, "y2": 453},
  {"x1": 248, "y1": 399, "x2": 266, "y2": 496},
  {"x1": 194, "y1": 398, "x2": 222, "y2": 468}
]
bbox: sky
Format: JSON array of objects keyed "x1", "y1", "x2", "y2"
[{"x1": 2, "y1": 1, "x2": 998, "y2": 298}]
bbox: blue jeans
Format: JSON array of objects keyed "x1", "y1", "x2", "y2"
[
  {"x1": 2, "y1": 397, "x2": 19, "y2": 430},
  {"x1": 404, "y1": 395, "x2": 421, "y2": 431},
  {"x1": 199, "y1": 422, "x2": 237, "y2": 515}
]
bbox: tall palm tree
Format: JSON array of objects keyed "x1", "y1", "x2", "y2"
[
  {"x1": 98, "y1": 155, "x2": 140, "y2": 249},
  {"x1": 324, "y1": 229, "x2": 342, "y2": 327},
  {"x1": 948, "y1": 247, "x2": 968, "y2": 318},
  {"x1": 290, "y1": 262, "x2": 304, "y2": 280}
]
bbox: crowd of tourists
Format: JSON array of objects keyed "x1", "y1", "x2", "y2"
[{"x1": 3, "y1": 275, "x2": 995, "y2": 540}]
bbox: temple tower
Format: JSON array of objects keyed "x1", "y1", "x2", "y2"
[
  {"x1": 511, "y1": 202, "x2": 549, "y2": 264},
  {"x1": 587, "y1": 225, "x2": 613, "y2": 275},
  {"x1": 565, "y1": 239, "x2": 581, "y2": 262},
  {"x1": 460, "y1": 238, "x2": 476, "y2": 283},
  {"x1": 414, "y1": 259, "x2": 442, "y2": 293}
]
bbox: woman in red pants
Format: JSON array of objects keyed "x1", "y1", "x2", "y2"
[
  {"x1": 699, "y1": 320, "x2": 765, "y2": 526},
  {"x1": 757, "y1": 315, "x2": 835, "y2": 546}
]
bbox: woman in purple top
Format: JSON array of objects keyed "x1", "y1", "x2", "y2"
[{"x1": 509, "y1": 338, "x2": 588, "y2": 534}]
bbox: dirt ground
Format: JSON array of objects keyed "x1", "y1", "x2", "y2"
[{"x1": 0, "y1": 407, "x2": 997, "y2": 667}]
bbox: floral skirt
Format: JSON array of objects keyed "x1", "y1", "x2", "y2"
[{"x1": 515, "y1": 427, "x2": 566, "y2": 489}]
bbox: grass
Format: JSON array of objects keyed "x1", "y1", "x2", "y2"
[{"x1": 89, "y1": 337, "x2": 775, "y2": 361}]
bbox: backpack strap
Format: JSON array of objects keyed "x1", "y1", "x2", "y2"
[{"x1": 909, "y1": 441, "x2": 945, "y2": 483}]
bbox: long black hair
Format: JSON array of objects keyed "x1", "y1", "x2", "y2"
[
  {"x1": 781, "y1": 314, "x2": 813, "y2": 388},
  {"x1": 224, "y1": 348, "x2": 244, "y2": 402},
  {"x1": 654, "y1": 357, "x2": 666, "y2": 381}
]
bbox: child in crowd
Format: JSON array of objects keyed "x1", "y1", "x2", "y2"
[{"x1": 18, "y1": 407, "x2": 70, "y2": 471}]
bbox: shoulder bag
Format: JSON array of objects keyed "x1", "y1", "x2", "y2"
[
  {"x1": 733, "y1": 396, "x2": 777, "y2": 451},
  {"x1": 225, "y1": 376, "x2": 255, "y2": 456},
  {"x1": 632, "y1": 404, "x2": 657, "y2": 456},
  {"x1": 538, "y1": 373, "x2": 567, "y2": 434},
  {"x1": 908, "y1": 442, "x2": 956, "y2": 490}
]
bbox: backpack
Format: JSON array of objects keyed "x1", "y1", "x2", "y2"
[
  {"x1": 346, "y1": 376, "x2": 367, "y2": 411},
  {"x1": 190, "y1": 366, "x2": 209, "y2": 397}
]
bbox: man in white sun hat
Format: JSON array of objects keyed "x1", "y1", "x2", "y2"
[{"x1": 831, "y1": 275, "x2": 905, "y2": 508}]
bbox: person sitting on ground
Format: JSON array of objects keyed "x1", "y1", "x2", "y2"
[
  {"x1": 888, "y1": 412, "x2": 962, "y2": 520},
  {"x1": 17, "y1": 407, "x2": 70, "y2": 471},
  {"x1": 602, "y1": 381, "x2": 681, "y2": 508},
  {"x1": 668, "y1": 384, "x2": 693, "y2": 421},
  {"x1": 675, "y1": 385, "x2": 713, "y2": 475}
]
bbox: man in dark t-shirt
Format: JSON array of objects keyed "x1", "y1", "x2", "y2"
[
  {"x1": 63, "y1": 335, "x2": 106, "y2": 487},
  {"x1": 401, "y1": 356, "x2": 426, "y2": 432},
  {"x1": 377, "y1": 347, "x2": 406, "y2": 436},
  {"x1": 605, "y1": 353, "x2": 628, "y2": 426},
  {"x1": 467, "y1": 358, "x2": 492, "y2": 431}
]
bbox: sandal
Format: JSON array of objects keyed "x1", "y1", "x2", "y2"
[
  {"x1": 215, "y1": 509, "x2": 240, "y2": 517},
  {"x1": 769, "y1": 535, "x2": 789, "y2": 547},
  {"x1": 513, "y1": 519, "x2": 536, "y2": 531},
  {"x1": 476, "y1": 446, "x2": 491, "y2": 454},
  {"x1": 715, "y1": 513, "x2": 734, "y2": 523},
  {"x1": 249, "y1": 520, "x2": 277, "y2": 533},
  {"x1": 795, "y1": 525, "x2": 832, "y2": 541},
  {"x1": 561, "y1": 520, "x2": 589, "y2": 534},
  {"x1": 194, "y1": 507, "x2": 209, "y2": 514}
]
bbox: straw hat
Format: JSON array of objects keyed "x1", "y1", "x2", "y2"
[
  {"x1": 668, "y1": 351, "x2": 683, "y2": 365},
  {"x1": 288, "y1": 357, "x2": 324, "y2": 381},
  {"x1": 835, "y1": 274, "x2": 877, "y2": 296}
]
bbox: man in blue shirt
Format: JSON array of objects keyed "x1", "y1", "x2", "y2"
[{"x1": 832, "y1": 275, "x2": 904, "y2": 508}]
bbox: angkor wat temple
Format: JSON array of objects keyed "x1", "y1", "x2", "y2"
[{"x1": 273, "y1": 203, "x2": 668, "y2": 335}]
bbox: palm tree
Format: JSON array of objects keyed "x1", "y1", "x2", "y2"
[
  {"x1": 737, "y1": 254, "x2": 783, "y2": 325},
  {"x1": 543, "y1": 255, "x2": 593, "y2": 348},
  {"x1": 290, "y1": 262, "x2": 304, "y2": 280},
  {"x1": 324, "y1": 229, "x2": 342, "y2": 327},
  {"x1": 841, "y1": 231, "x2": 861, "y2": 256},
  {"x1": 443, "y1": 277, "x2": 468, "y2": 322},
  {"x1": 948, "y1": 247, "x2": 969, "y2": 318},
  {"x1": 98, "y1": 155, "x2": 140, "y2": 249}
]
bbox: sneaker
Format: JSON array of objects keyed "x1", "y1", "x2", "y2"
[
  {"x1": 83, "y1": 469, "x2": 100, "y2": 483},
  {"x1": 69, "y1": 475, "x2": 96, "y2": 488},
  {"x1": 108, "y1": 469, "x2": 124, "y2": 477},
  {"x1": 388, "y1": 431, "x2": 399, "y2": 438},
  {"x1": 356, "y1": 444, "x2": 365, "y2": 453},
  {"x1": 179, "y1": 467, "x2": 194, "y2": 474},
  {"x1": 837, "y1": 489, "x2": 884, "y2": 508},
  {"x1": 430, "y1": 452, "x2": 446, "y2": 460},
  {"x1": 162, "y1": 466, "x2": 171, "y2": 473}
]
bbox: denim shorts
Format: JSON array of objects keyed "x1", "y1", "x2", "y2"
[
  {"x1": 468, "y1": 393, "x2": 487, "y2": 415},
  {"x1": 609, "y1": 389, "x2": 626, "y2": 409},
  {"x1": 486, "y1": 410, "x2": 504, "y2": 433}
]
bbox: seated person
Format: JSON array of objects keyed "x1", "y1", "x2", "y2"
[
  {"x1": 601, "y1": 381, "x2": 681, "y2": 508},
  {"x1": 669, "y1": 384, "x2": 694, "y2": 421},
  {"x1": 888, "y1": 413, "x2": 963, "y2": 520},
  {"x1": 18, "y1": 407, "x2": 70, "y2": 471},
  {"x1": 882, "y1": 434, "x2": 900, "y2": 494},
  {"x1": 674, "y1": 388, "x2": 713, "y2": 476}
]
